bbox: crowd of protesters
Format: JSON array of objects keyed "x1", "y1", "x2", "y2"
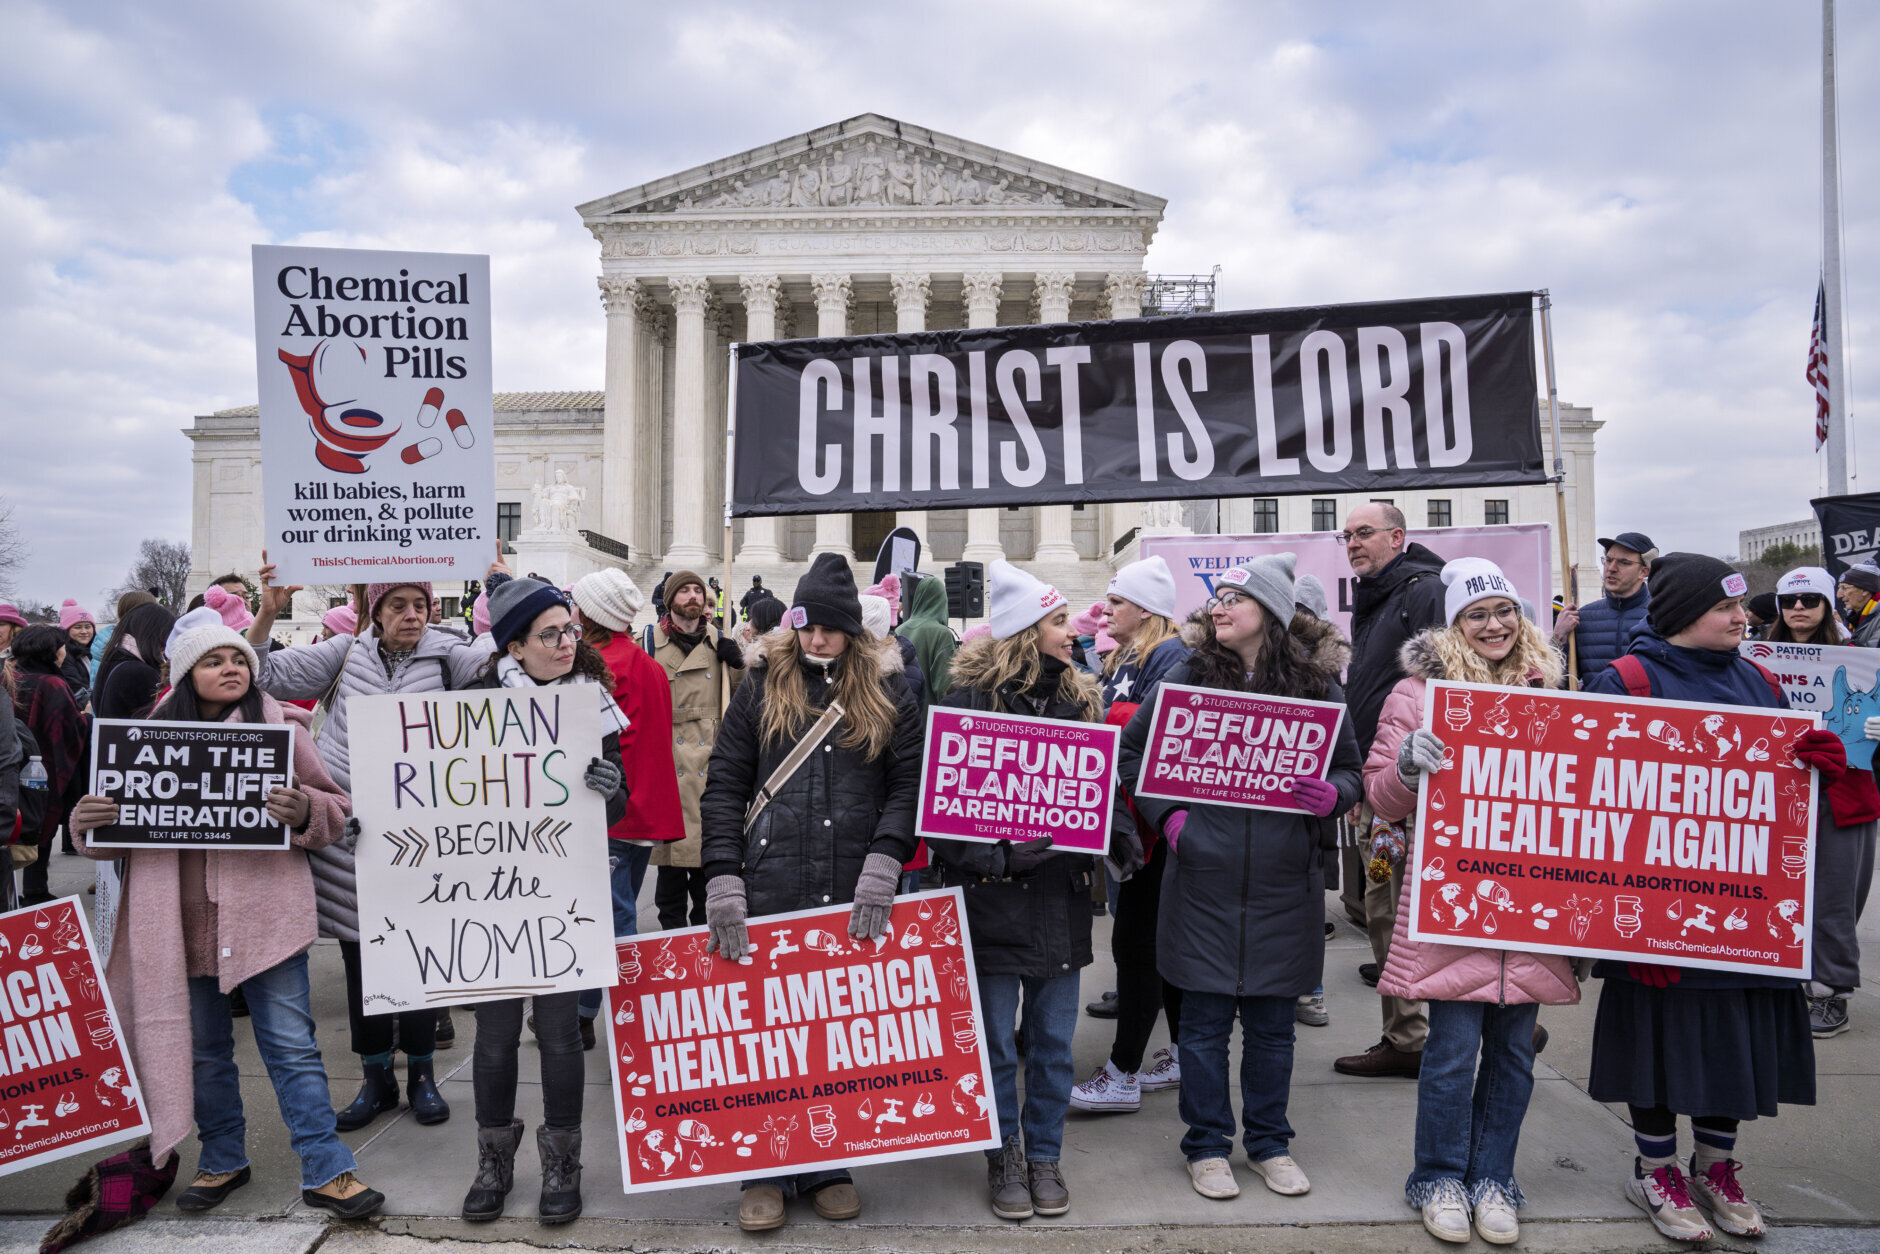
[{"x1": 0, "y1": 506, "x2": 1871, "y2": 1248}]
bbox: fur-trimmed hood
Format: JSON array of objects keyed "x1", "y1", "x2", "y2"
[
  {"x1": 744, "y1": 625, "x2": 906, "y2": 678},
  {"x1": 946, "y1": 635, "x2": 1101, "y2": 708},
  {"x1": 1396, "y1": 625, "x2": 1556, "y2": 687},
  {"x1": 1176, "y1": 611, "x2": 1352, "y2": 680}
]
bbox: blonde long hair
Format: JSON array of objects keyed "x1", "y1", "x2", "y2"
[
  {"x1": 1103, "y1": 612, "x2": 1179, "y2": 678},
  {"x1": 757, "y1": 629, "x2": 901, "y2": 759},
  {"x1": 956, "y1": 624, "x2": 1102, "y2": 721},
  {"x1": 1428, "y1": 614, "x2": 1565, "y2": 688}
]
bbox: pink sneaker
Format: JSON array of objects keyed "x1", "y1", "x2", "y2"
[{"x1": 1690, "y1": 1156, "x2": 1763, "y2": 1237}]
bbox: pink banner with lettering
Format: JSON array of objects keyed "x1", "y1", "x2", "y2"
[{"x1": 917, "y1": 708, "x2": 1119, "y2": 853}]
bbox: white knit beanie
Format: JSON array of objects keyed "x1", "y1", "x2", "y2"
[
  {"x1": 859, "y1": 594, "x2": 892, "y2": 638},
  {"x1": 1442, "y1": 557, "x2": 1521, "y2": 625},
  {"x1": 1216, "y1": 553, "x2": 1296, "y2": 628},
  {"x1": 988, "y1": 560, "x2": 1068, "y2": 640},
  {"x1": 572, "y1": 568, "x2": 645, "y2": 632},
  {"x1": 1776, "y1": 566, "x2": 1835, "y2": 601},
  {"x1": 165, "y1": 606, "x2": 261, "y2": 683},
  {"x1": 1107, "y1": 556, "x2": 1177, "y2": 620}
]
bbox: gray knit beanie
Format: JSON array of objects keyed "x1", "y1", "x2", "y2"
[{"x1": 1216, "y1": 553, "x2": 1297, "y2": 628}]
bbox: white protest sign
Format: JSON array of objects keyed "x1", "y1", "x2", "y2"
[
  {"x1": 253, "y1": 244, "x2": 495, "y2": 585},
  {"x1": 1742, "y1": 639, "x2": 1880, "y2": 770},
  {"x1": 348, "y1": 689, "x2": 617, "y2": 1010}
]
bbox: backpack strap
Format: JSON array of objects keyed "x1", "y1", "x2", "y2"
[
  {"x1": 1746, "y1": 659, "x2": 1785, "y2": 706},
  {"x1": 1611, "y1": 655, "x2": 1653, "y2": 699}
]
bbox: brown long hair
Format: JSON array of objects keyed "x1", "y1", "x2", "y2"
[
  {"x1": 1184, "y1": 610, "x2": 1329, "y2": 700},
  {"x1": 949, "y1": 626, "x2": 1101, "y2": 721},
  {"x1": 757, "y1": 629, "x2": 900, "y2": 759}
]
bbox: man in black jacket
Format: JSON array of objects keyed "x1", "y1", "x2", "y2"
[{"x1": 1332, "y1": 502, "x2": 1444, "y2": 1079}]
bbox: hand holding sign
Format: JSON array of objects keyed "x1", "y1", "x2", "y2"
[
  {"x1": 264, "y1": 785, "x2": 311, "y2": 830},
  {"x1": 1002, "y1": 834, "x2": 1056, "y2": 874},
  {"x1": 68, "y1": 796, "x2": 120, "y2": 835},
  {"x1": 1290, "y1": 776, "x2": 1341, "y2": 817}
]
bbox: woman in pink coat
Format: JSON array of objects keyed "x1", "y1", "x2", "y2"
[{"x1": 1364, "y1": 559, "x2": 1577, "y2": 1247}]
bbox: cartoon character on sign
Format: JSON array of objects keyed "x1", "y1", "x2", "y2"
[
  {"x1": 637, "y1": 1129, "x2": 680, "y2": 1176},
  {"x1": 1696, "y1": 715, "x2": 1742, "y2": 762},
  {"x1": 1831, "y1": 667, "x2": 1880, "y2": 758},
  {"x1": 951, "y1": 1073, "x2": 990, "y2": 1120},
  {"x1": 1564, "y1": 893, "x2": 1603, "y2": 943},
  {"x1": 1768, "y1": 900, "x2": 1805, "y2": 947}
]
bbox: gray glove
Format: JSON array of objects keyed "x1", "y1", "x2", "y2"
[
  {"x1": 1002, "y1": 834, "x2": 1056, "y2": 875},
  {"x1": 847, "y1": 851, "x2": 903, "y2": 941},
  {"x1": 1396, "y1": 729, "x2": 1446, "y2": 793},
  {"x1": 341, "y1": 816, "x2": 362, "y2": 851},
  {"x1": 705, "y1": 875, "x2": 750, "y2": 961},
  {"x1": 584, "y1": 756, "x2": 625, "y2": 798}
]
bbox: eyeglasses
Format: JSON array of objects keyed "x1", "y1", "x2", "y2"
[
  {"x1": 1778, "y1": 593, "x2": 1826, "y2": 610},
  {"x1": 1206, "y1": 589, "x2": 1250, "y2": 611},
  {"x1": 1459, "y1": 604, "x2": 1523, "y2": 628},
  {"x1": 530, "y1": 624, "x2": 583, "y2": 647},
  {"x1": 1334, "y1": 526, "x2": 1389, "y2": 544},
  {"x1": 1602, "y1": 556, "x2": 1642, "y2": 570}
]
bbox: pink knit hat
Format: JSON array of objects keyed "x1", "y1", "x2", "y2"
[
  {"x1": 472, "y1": 590, "x2": 491, "y2": 635},
  {"x1": 58, "y1": 600, "x2": 95, "y2": 631},
  {"x1": 203, "y1": 584, "x2": 254, "y2": 631},
  {"x1": 321, "y1": 603, "x2": 358, "y2": 637},
  {"x1": 962, "y1": 623, "x2": 993, "y2": 643},
  {"x1": 862, "y1": 573, "x2": 902, "y2": 624},
  {"x1": 1093, "y1": 628, "x2": 1118, "y2": 655},
  {"x1": 367, "y1": 581, "x2": 433, "y2": 623},
  {"x1": 1070, "y1": 601, "x2": 1104, "y2": 638}
]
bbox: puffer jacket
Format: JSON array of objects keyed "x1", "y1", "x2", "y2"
[
  {"x1": 1365, "y1": 630, "x2": 1580, "y2": 1006},
  {"x1": 1117, "y1": 659, "x2": 1363, "y2": 999},
  {"x1": 1569, "y1": 584, "x2": 1650, "y2": 683},
  {"x1": 1347, "y1": 543, "x2": 1447, "y2": 754},
  {"x1": 253, "y1": 623, "x2": 493, "y2": 941},
  {"x1": 699, "y1": 629, "x2": 921, "y2": 919},
  {"x1": 926, "y1": 639, "x2": 1100, "y2": 978}
]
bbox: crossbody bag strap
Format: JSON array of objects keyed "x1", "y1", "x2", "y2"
[{"x1": 743, "y1": 700, "x2": 845, "y2": 833}]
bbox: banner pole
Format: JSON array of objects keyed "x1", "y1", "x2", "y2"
[
  {"x1": 1538, "y1": 291, "x2": 1578, "y2": 690},
  {"x1": 722, "y1": 343, "x2": 740, "y2": 712}
]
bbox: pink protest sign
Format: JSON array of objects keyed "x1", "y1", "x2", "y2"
[
  {"x1": 916, "y1": 708, "x2": 1119, "y2": 853},
  {"x1": 1133, "y1": 682, "x2": 1346, "y2": 814}
]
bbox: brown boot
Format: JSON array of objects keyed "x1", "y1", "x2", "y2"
[
  {"x1": 811, "y1": 1179, "x2": 861, "y2": 1220},
  {"x1": 739, "y1": 1184, "x2": 786, "y2": 1231},
  {"x1": 1333, "y1": 1037, "x2": 1422, "y2": 1078}
]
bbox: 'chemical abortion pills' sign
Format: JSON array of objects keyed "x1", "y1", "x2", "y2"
[
  {"x1": 86, "y1": 720, "x2": 295, "y2": 850},
  {"x1": 0, "y1": 899, "x2": 148, "y2": 1178},
  {"x1": 348, "y1": 690, "x2": 617, "y2": 1010},
  {"x1": 1741, "y1": 639, "x2": 1880, "y2": 770},
  {"x1": 1133, "y1": 683, "x2": 1346, "y2": 814},
  {"x1": 1409, "y1": 681, "x2": 1821, "y2": 978},
  {"x1": 605, "y1": 889, "x2": 999, "y2": 1193},
  {"x1": 916, "y1": 709, "x2": 1119, "y2": 853},
  {"x1": 253, "y1": 244, "x2": 496, "y2": 585}
]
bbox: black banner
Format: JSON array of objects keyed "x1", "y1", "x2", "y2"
[
  {"x1": 87, "y1": 719, "x2": 296, "y2": 850},
  {"x1": 1812, "y1": 492, "x2": 1880, "y2": 578},
  {"x1": 731, "y1": 291, "x2": 1542, "y2": 517}
]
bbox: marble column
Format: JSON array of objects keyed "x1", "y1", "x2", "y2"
[
  {"x1": 1031, "y1": 272, "x2": 1080, "y2": 564},
  {"x1": 664, "y1": 275, "x2": 713, "y2": 565},
  {"x1": 703, "y1": 292, "x2": 731, "y2": 562},
  {"x1": 809, "y1": 273, "x2": 854, "y2": 559},
  {"x1": 598, "y1": 275, "x2": 642, "y2": 552},
  {"x1": 890, "y1": 272, "x2": 932, "y2": 552},
  {"x1": 734, "y1": 275, "x2": 785, "y2": 564},
  {"x1": 634, "y1": 290, "x2": 667, "y2": 557},
  {"x1": 960, "y1": 271, "x2": 1006, "y2": 566}
]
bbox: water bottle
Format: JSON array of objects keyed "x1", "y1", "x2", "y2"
[{"x1": 20, "y1": 756, "x2": 48, "y2": 792}]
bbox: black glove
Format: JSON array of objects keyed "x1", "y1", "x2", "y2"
[
  {"x1": 1002, "y1": 834, "x2": 1056, "y2": 875},
  {"x1": 715, "y1": 633, "x2": 746, "y2": 669}
]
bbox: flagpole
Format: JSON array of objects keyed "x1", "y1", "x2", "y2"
[
  {"x1": 1539, "y1": 290, "x2": 1578, "y2": 690},
  {"x1": 1824, "y1": 0, "x2": 1850, "y2": 493}
]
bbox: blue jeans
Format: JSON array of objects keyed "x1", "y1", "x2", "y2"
[
  {"x1": 1178, "y1": 991, "x2": 1296, "y2": 1163},
  {"x1": 978, "y1": 971, "x2": 1080, "y2": 1161},
  {"x1": 189, "y1": 952, "x2": 355, "y2": 1189},
  {"x1": 1407, "y1": 998, "x2": 1539, "y2": 1206},
  {"x1": 742, "y1": 1169, "x2": 851, "y2": 1196},
  {"x1": 580, "y1": 843, "x2": 652, "y2": 1020}
]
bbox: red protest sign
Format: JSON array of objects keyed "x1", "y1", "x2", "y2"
[
  {"x1": 1410, "y1": 681, "x2": 1821, "y2": 978},
  {"x1": 0, "y1": 898, "x2": 148, "y2": 1177},
  {"x1": 916, "y1": 708, "x2": 1119, "y2": 854},
  {"x1": 1133, "y1": 682, "x2": 1346, "y2": 814},
  {"x1": 604, "y1": 888, "x2": 999, "y2": 1193}
]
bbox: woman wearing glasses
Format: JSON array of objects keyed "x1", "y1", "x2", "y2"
[
  {"x1": 1367, "y1": 559, "x2": 1579, "y2": 1245},
  {"x1": 1115, "y1": 554, "x2": 1362, "y2": 1203},
  {"x1": 1767, "y1": 567, "x2": 1879, "y2": 1040},
  {"x1": 459, "y1": 576, "x2": 630, "y2": 1224}
]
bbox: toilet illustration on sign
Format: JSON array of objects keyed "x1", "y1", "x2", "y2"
[{"x1": 1443, "y1": 690, "x2": 1474, "y2": 732}]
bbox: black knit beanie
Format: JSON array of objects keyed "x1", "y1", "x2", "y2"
[
  {"x1": 788, "y1": 553, "x2": 863, "y2": 636},
  {"x1": 1646, "y1": 552, "x2": 1749, "y2": 639}
]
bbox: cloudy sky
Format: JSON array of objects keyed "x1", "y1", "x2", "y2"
[{"x1": 1, "y1": 0, "x2": 1873, "y2": 608}]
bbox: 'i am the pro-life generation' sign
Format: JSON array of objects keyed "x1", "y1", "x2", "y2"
[
  {"x1": 86, "y1": 719, "x2": 295, "y2": 851},
  {"x1": 253, "y1": 244, "x2": 496, "y2": 585},
  {"x1": 1133, "y1": 683, "x2": 1346, "y2": 814},
  {"x1": 915, "y1": 709, "x2": 1119, "y2": 853}
]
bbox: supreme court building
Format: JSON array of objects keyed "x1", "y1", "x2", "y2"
[{"x1": 189, "y1": 113, "x2": 1602, "y2": 620}]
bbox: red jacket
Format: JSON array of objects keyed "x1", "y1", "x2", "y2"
[{"x1": 595, "y1": 632, "x2": 686, "y2": 843}]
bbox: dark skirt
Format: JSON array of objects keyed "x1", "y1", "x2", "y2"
[{"x1": 1587, "y1": 980, "x2": 1815, "y2": 1120}]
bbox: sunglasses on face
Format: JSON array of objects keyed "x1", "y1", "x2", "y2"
[
  {"x1": 1779, "y1": 593, "x2": 1826, "y2": 610},
  {"x1": 530, "y1": 624, "x2": 583, "y2": 647}
]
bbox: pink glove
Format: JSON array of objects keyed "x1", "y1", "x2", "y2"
[
  {"x1": 1290, "y1": 776, "x2": 1340, "y2": 818},
  {"x1": 1163, "y1": 811, "x2": 1187, "y2": 851}
]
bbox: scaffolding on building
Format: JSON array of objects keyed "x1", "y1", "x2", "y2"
[{"x1": 1141, "y1": 266, "x2": 1221, "y2": 317}]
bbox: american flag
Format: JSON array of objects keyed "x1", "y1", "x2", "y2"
[{"x1": 1808, "y1": 279, "x2": 1831, "y2": 450}]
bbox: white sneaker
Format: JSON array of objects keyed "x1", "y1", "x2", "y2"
[
  {"x1": 1625, "y1": 1158, "x2": 1713, "y2": 1243},
  {"x1": 1067, "y1": 1060, "x2": 1140, "y2": 1113},
  {"x1": 1689, "y1": 1155, "x2": 1764, "y2": 1237},
  {"x1": 1473, "y1": 1182, "x2": 1520, "y2": 1245},
  {"x1": 1138, "y1": 1046, "x2": 1181, "y2": 1091},
  {"x1": 1250, "y1": 1154, "x2": 1310, "y2": 1196},
  {"x1": 1187, "y1": 1156, "x2": 1238, "y2": 1199},
  {"x1": 1295, "y1": 993, "x2": 1329, "y2": 1027},
  {"x1": 1420, "y1": 1179, "x2": 1471, "y2": 1244}
]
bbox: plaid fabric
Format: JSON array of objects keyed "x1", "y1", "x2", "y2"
[
  {"x1": 14, "y1": 671, "x2": 89, "y2": 835},
  {"x1": 38, "y1": 1140, "x2": 177, "y2": 1254}
]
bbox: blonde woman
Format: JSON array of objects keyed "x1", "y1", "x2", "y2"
[
  {"x1": 1099, "y1": 555, "x2": 1187, "y2": 710},
  {"x1": 698, "y1": 553, "x2": 923, "y2": 1232}
]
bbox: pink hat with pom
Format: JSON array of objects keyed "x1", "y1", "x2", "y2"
[
  {"x1": 962, "y1": 623, "x2": 993, "y2": 643},
  {"x1": 862, "y1": 574, "x2": 902, "y2": 624},
  {"x1": 321, "y1": 603, "x2": 357, "y2": 637},
  {"x1": 473, "y1": 590, "x2": 491, "y2": 636},
  {"x1": 203, "y1": 584, "x2": 254, "y2": 631},
  {"x1": 1070, "y1": 601, "x2": 1104, "y2": 638},
  {"x1": 58, "y1": 600, "x2": 95, "y2": 631}
]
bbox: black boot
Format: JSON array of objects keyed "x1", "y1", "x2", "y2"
[
  {"x1": 461, "y1": 1120, "x2": 523, "y2": 1222},
  {"x1": 434, "y1": 1006, "x2": 456, "y2": 1049},
  {"x1": 334, "y1": 1059, "x2": 399, "y2": 1132},
  {"x1": 536, "y1": 1125, "x2": 583, "y2": 1224},
  {"x1": 407, "y1": 1057, "x2": 450, "y2": 1125}
]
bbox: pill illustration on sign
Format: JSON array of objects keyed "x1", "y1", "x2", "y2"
[
  {"x1": 415, "y1": 388, "x2": 445, "y2": 427},
  {"x1": 446, "y1": 409, "x2": 474, "y2": 448},
  {"x1": 402, "y1": 438, "x2": 443, "y2": 464}
]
